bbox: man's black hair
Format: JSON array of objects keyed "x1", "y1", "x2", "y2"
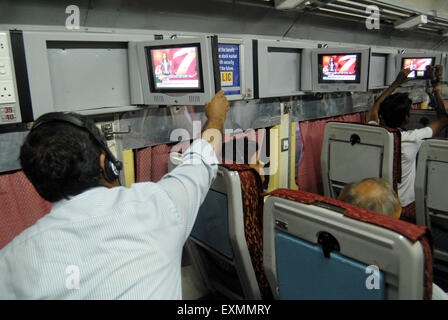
[
  {"x1": 20, "y1": 114, "x2": 104, "y2": 202},
  {"x1": 379, "y1": 93, "x2": 412, "y2": 128}
]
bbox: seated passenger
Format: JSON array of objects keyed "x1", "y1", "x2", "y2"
[
  {"x1": 367, "y1": 66, "x2": 448, "y2": 222},
  {"x1": 338, "y1": 177, "x2": 401, "y2": 219},
  {"x1": 0, "y1": 91, "x2": 229, "y2": 299},
  {"x1": 338, "y1": 177, "x2": 448, "y2": 300}
]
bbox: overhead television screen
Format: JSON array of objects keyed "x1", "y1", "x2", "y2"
[
  {"x1": 146, "y1": 44, "x2": 204, "y2": 92},
  {"x1": 318, "y1": 54, "x2": 361, "y2": 83},
  {"x1": 401, "y1": 57, "x2": 434, "y2": 79}
]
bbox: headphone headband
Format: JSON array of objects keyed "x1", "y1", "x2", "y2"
[{"x1": 31, "y1": 112, "x2": 123, "y2": 171}]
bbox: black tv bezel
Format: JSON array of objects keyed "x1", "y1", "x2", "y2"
[
  {"x1": 145, "y1": 43, "x2": 205, "y2": 93},
  {"x1": 400, "y1": 56, "x2": 435, "y2": 79},
  {"x1": 317, "y1": 53, "x2": 362, "y2": 84}
]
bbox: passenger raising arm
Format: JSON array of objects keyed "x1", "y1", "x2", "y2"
[
  {"x1": 427, "y1": 65, "x2": 448, "y2": 136},
  {"x1": 365, "y1": 65, "x2": 448, "y2": 214},
  {"x1": 367, "y1": 68, "x2": 412, "y2": 124},
  {"x1": 1, "y1": 91, "x2": 230, "y2": 299},
  {"x1": 202, "y1": 90, "x2": 230, "y2": 156},
  {"x1": 158, "y1": 90, "x2": 230, "y2": 241}
]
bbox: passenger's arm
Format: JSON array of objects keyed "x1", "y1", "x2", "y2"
[
  {"x1": 367, "y1": 68, "x2": 412, "y2": 124},
  {"x1": 428, "y1": 87, "x2": 448, "y2": 136},
  {"x1": 157, "y1": 91, "x2": 229, "y2": 239},
  {"x1": 427, "y1": 65, "x2": 448, "y2": 136},
  {"x1": 202, "y1": 90, "x2": 229, "y2": 157}
]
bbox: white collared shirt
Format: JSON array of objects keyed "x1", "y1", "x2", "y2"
[
  {"x1": 398, "y1": 126, "x2": 433, "y2": 206},
  {"x1": 0, "y1": 139, "x2": 218, "y2": 299},
  {"x1": 368, "y1": 121, "x2": 433, "y2": 206}
]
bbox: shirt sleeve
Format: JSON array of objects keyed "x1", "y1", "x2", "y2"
[
  {"x1": 157, "y1": 139, "x2": 219, "y2": 240},
  {"x1": 401, "y1": 127, "x2": 433, "y2": 150}
]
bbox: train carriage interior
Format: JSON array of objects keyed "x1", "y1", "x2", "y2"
[{"x1": 2, "y1": 0, "x2": 448, "y2": 300}]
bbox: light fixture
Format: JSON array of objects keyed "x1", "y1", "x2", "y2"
[{"x1": 394, "y1": 15, "x2": 428, "y2": 30}]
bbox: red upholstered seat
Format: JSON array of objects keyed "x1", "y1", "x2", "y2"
[
  {"x1": 221, "y1": 163, "x2": 272, "y2": 299},
  {"x1": 401, "y1": 202, "x2": 417, "y2": 224},
  {"x1": 0, "y1": 171, "x2": 52, "y2": 249},
  {"x1": 267, "y1": 188, "x2": 433, "y2": 300},
  {"x1": 379, "y1": 125, "x2": 402, "y2": 191}
]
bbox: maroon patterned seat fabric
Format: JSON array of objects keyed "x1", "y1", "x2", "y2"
[
  {"x1": 384, "y1": 126, "x2": 403, "y2": 191},
  {"x1": 267, "y1": 188, "x2": 433, "y2": 300},
  {"x1": 0, "y1": 171, "x2": 52, "y2": 249},
  {"x1": 221, "y1": 163, "x2": 272, "y2": 299},
  {"x1": 401, "y1": 201, "x2": 416, "y2": 224},
  {"x1": 328, "y1": 122, "x2": 402, "y2": 192}
]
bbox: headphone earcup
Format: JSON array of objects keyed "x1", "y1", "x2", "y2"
[{"x1": 103, "y1": 158, "x2": 120, "y2": 183}]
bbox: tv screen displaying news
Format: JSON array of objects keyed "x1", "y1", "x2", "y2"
[
  {"x1": 318, "y1": 54, "x2": 361, "y2": 83},
  {"x1": 147, "y1": 44, "x2": 203, "y2": 91},
  {"x1": 401, "y1": 57, "x2": 435, "y2": 78}
]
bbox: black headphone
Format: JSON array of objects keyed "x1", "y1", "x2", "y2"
[{"x1": 31, "y1": 112, "x2": 123, "y2": 183}]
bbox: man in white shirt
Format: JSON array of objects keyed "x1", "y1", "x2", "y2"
[
  {"x1": 367, "y1": 67, "x2": 448, "y2": 221},
  {"x1": 0, "y1": 91, "x2": 229, "y2": 299}
]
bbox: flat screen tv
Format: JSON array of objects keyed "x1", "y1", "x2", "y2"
[
  {"x1": 147, "y1": 44, "x2": 203, "y2": 92},
  {"x1": 312, "y1": 48, "x2": 370, "y2": 92},
  {"x1": 318, "y1": 54, "x2": 361, "y2": 83},
  {"x1": 396, "y1": 52, "x2": 442, "y2": 84},
  {"x1": 129, "y1": 36, "x2": 220, "y2": 106},
  {"x1": 401, "y1": 57, "x2": 435, "y2": 79}
]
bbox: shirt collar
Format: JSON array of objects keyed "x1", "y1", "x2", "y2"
[{"x1": 51, "y1": 186, "x2": 108, "y2": 211}]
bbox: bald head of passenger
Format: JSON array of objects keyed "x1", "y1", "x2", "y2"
[{"x1": 338, "y1": 177, "x2": 402, "y2": 219}]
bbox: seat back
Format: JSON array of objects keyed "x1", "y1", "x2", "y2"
[
  {"x1": 0, "y1": 171, "x2": 52, "y2": 249},
  {"x1": 169, "y1": 153, "x2": 268, "y2": 299},
  {"x1": 321, "y1": 122, "x2": 400, "y2": 198},
  {"x1": 264, "y1": 189, "x2": 433, "y2": 300},
  {"x1": 415, "y1": 138, "x2": 448, "y2": 263}
]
